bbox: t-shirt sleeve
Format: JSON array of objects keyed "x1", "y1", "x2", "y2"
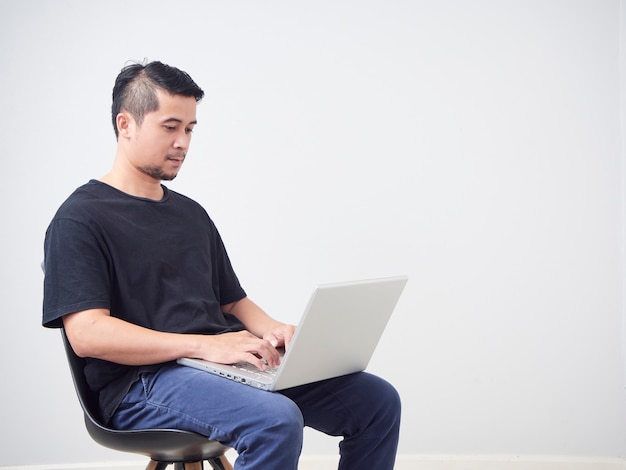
[
  {"x1": 210, "y1": 224, "x2": 247, "y2": 306},
  {"x1": 42, "y1": 218, "x2": 111, "y2": 328}
]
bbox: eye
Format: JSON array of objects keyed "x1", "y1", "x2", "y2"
[
  {"x1": 185, "y1": 127, "x2": 194, "y2": 134},
  {"x1": 164, "y1": 125, "x2": 176, "y2": 132}
]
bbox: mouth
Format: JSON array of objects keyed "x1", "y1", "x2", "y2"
[{"x1": 167, "y1": 153, "x2": 185, "y2": 165}]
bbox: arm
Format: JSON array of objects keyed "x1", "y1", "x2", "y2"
[
  {"x1": 63, "y1": 305, "x2": 284, "y2": 370},
  {"x1": 222, "y1": 296, "x2": 296, "y2": 350}
]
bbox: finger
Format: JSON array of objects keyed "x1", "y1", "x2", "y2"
[
  {"x1": 241, "y1": 352, "x2": 268, "y2": 371},
  {"x1": 265, "y1": 331, "x2": 283, "y2": 348},
  {"x1": 281, "y1": 327, "x2": 295, "y2": 350},
  {"x1": 256, "y1": 343, "x2": 281, "y2": 368}
]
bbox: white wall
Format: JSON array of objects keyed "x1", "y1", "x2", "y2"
[{"x1": 0, "y1": 0, "x2": 625, "y2": 466}]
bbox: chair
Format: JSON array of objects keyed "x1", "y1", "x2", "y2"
[{"x1": 60, "y1": 328, "x2": 233, "y2": 470}]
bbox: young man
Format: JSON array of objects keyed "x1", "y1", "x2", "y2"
[{"x1": 43, "y1": 61, "x2": 401, "y2": 469}]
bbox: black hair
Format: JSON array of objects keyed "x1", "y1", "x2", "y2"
[{"x1": 111, "y1": 61, "x2": 205, "y2": 138}]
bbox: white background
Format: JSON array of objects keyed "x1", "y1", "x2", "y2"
[{"x1": 0, "y1": 0, "x2": 625, "y2": 466}]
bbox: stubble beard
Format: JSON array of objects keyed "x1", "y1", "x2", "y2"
[
  {"x1": 139, "y1": 153, "x2": 185, "y2": 181},
  {"x1": 140, "y1": 166, "x2": 178, "y2": 181}
]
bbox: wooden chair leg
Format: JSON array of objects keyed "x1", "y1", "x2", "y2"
[
  {"x1": 146, "y1": 456, "x2": 229, "y2": 470},
  {"x1": 207, "y1": 455, "x2": 233, "y2": 470},
  {"x1": 183, "y1": 463, "x2": 203, "y2": 470},
  {"x1": 146, "y1": 461, "x2": 169, "y2": 470},
  {"x1": 219, "y1": 455, "x2": 234, "y2": 470}
]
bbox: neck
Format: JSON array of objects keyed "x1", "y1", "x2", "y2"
[{"x1": 100, "y1": 158, "x2": 164, "y2": 201}]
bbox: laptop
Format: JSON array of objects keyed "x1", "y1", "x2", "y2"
[{"x1": 177, "y1": 276, "x2": 408, "y2": 391}]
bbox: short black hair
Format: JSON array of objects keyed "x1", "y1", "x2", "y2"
[{"x1": 111, "y1": 61, "x2": 205, "y2": 138}]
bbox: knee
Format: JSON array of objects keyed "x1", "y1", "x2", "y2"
[
  {"x1": 233, "y1": 396, "x2": 304, "y2": 467},
  {"x1": 382, "y1": 380, "x2": 401, "y2": 415},
  {"x1": 363, "y1": 374, "x2": 402, "y2": 425},
  {"x1": 250, "y1": 393, "x2": 304, "y2": 439},
  {"x1": 273, "y1": 396, "x2": 305, "y2": 431}
]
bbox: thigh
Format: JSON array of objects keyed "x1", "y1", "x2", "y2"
[
  {"x1": 280, "y1": 371, "x2": 401, "y2": 438},
  {"x1": 111, "y1": 363, "x2": 304, "y2": 446}
]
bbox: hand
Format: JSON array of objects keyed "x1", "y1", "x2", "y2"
[
  {"x1": 199, "y1": 330, "x2": 281, "y2": 371},
  {"x1": 263, "y1": 323, "x2": 296, "y2": 350}
]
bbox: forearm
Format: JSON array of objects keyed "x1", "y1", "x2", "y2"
[
  {"x1": 63, "y1": 309, "x2": 204, "y2": 366},
  {"x1": 224, "y1": 297, "x2": 296, "y2": 350},
  {"x1": 223, "y1": 297, "x2": 284, "y2": 338},
  {"x1": 64, "y1": 301, "x2": 290, "y2": 369}
]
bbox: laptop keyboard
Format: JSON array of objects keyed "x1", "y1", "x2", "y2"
[{"x1": 230, "y1": 362, "x2": 279, "y2": 380}]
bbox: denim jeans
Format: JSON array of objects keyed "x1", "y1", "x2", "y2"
[{"x1": 111, "y1": 364, "x2": 401, "y2": 469}]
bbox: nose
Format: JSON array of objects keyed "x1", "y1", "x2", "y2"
[{"x1": 173, "y1": 130, "x2": 192, "y2": 150}]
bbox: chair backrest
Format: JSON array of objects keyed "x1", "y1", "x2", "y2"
[
  {"x1": 44, "y1": 262, "x2": 106, "y2": 426},
  {"x1": 60, "y1": 328, "x2": 106, "y2": 425},
  {"x1": 59, "y1": 328, "x2": 229, "y2": 463}
]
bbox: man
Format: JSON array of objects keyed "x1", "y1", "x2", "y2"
[{"x1": 43, "y1": 61, "x2": 401, "y2": 469}]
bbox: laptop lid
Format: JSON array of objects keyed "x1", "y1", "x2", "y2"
[{"x1": 271, "y1": 275, "x2": 408, "y2": 390}]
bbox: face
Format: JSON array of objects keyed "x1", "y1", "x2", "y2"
[{"x1": 122, "y1": 89, "x2": 198, "y2": 182}]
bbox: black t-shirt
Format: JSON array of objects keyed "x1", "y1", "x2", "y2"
[{"x1": 43, "y1": 180, "x2": 246, "y2": 423}]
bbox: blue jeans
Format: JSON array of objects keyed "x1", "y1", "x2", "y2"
[{"x1": 111, "y1": 364, "x2": 401, "y2": 469}]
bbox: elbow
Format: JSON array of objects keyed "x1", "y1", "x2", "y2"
[
  {"x1": 62, "y1": 310, "x2": 109, "y2": 358},
  {"x1": 64, "y1": 327, "x2": 94, "y2": 358},
  {"x1": 70, "y1": 342, "x2": 92, "y2": 359}
]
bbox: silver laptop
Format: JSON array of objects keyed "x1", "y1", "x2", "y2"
[{"x1": 177, "y1": 276, "x2": 408, "y2": 391}]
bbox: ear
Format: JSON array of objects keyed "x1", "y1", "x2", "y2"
[{"x1": 116, "y1": 112, "x2": 134, "y2": 138}]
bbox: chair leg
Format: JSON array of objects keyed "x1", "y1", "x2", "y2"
[
  {"x1": 146, "y1": 461, "x2": 170, "y2": 470},
  {"x1": 184, "y1": 463, "x2": 204, "y2": 470},
  {"x1": 172, "y1": 463, "x2": 203, "y2": 470},
  {"x1": 207, "y1": 455, "x2": 233, "y2": 470},
  {"x1": 147, "y1": 457, "x2": 229, "y2": 470}
]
